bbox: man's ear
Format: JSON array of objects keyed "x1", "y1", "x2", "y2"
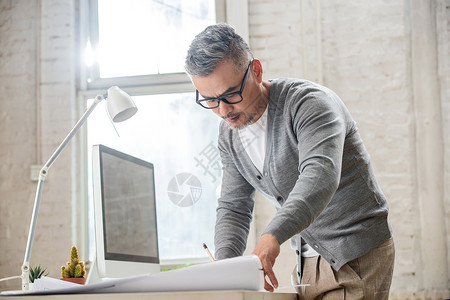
[{"x1": 252, "y1": 59, "x2": 263, "y2": 82}]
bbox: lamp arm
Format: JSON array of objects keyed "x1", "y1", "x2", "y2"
[
  {"x1": 44, "y1": 95, "x2": 105, "y2": 170},
  {"x1": 21, "y1": 95, "x2": 104, "y2": 291}
]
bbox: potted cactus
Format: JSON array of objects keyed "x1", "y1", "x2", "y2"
[{"x1": 61, "y1": 246, "x2": 87, "y2": 285}]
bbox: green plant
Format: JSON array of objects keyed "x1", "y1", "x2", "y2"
[
  {"x1": 61, "y1": 246, "x2": 86, "y2": 278},
  {"x1": 29, "y1": 265, "x2": 48, "y2": 283}
]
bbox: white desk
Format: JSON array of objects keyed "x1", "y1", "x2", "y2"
[{"x1": 1, "y1": 291, "x2": 297, "y2": 300}]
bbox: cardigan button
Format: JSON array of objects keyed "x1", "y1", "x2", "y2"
[
  {"x1": 276, "y1": 196, "x2": 283, "y2": 202},
  {"x1": 256, "y1": 175, "x2": 262, "y2": 180}
]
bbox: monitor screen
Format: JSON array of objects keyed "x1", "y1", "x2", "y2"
[{"x1": 92, "y1": 144, "x2": 160, "y2": 279}]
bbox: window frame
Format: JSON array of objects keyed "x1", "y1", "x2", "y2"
[{"x1": 75, "y1": 0, "x2": 249, "y2": 264}]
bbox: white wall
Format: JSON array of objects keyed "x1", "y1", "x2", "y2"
[
  {"x1": 247, "y1": 0, "x2": 450, "y2": 298},
  {"x1": 0, "y1": 0, "x2": 75, "y2": 290},
  {"x1": 0, "y1": 0, "x2": 449, "y2": 297}
]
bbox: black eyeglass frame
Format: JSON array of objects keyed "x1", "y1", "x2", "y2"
[{"x1": 195, "y1": 60, "x2": 253, "y2": 109}]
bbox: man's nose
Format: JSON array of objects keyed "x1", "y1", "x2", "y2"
[{"x1": 217, "y1": 101, "x2": 233, "y2": 117}]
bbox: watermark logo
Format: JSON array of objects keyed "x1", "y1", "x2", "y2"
[
  {"x1": 193, "y1": 141, "x2": 222, "y2": 183},
  {"x1": 167, "y1": 173, "x2": 202, "y2": 207}
]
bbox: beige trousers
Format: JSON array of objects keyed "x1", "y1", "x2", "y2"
[{"x1": 292, "y1": 238, "x2": 395, "y2": 300}]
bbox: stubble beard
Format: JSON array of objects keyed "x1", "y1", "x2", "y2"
[{"x1": 223, "y1": 110, "x2": 258, "y2": 130}]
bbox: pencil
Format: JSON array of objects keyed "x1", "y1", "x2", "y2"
[{"x1": 202, "y1": 243, "x2": 215, "y2": 262}]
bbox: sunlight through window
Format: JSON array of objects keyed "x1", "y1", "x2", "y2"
[
  {"x1": 86, "y1": 0, "x2": 219, "y2": 262},
  {"x1": 96, "y1": 0, "x2": 215, "y2": 77}
]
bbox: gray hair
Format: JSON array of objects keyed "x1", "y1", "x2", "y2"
[{"x1": 185, "y1": 23, "x2": 253, "y2": 77}]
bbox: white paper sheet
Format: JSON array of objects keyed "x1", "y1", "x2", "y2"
[
  {"x1": 2, "y1": 255, "x2": 264, "y2": 296},
  {"x1": 32, "y1": 277, "x2": 80, "y2": 290}
]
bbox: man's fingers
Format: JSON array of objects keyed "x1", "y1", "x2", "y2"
[
  {"x1": 264, "y1": 268, "x2": 278, "y2": 289},
  {"x1": 264, "y1": 278, "x2": 274, "y2": 292},
  {"x1": 259, "y1": 254, "x2": 278, "y2": 289},
  {"x1": 252, "y1": 234, "x2": 281, "y2": 291}
]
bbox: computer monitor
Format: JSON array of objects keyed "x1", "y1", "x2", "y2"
[{"x1": 91, "y1": 144, "x2": 160, "y2": 280}]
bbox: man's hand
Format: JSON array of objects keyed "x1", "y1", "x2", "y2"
[{"x1": 252, "y1": 233, "x2": 280, "y2": 292}]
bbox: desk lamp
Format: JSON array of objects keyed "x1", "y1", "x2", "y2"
[{"x1": 21, "y1": 86, "x2": 137, "y2": 291}]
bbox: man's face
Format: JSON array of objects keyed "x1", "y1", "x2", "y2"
[{"x1": 192, "y1": 60, "x2": 262, "y2": 129}]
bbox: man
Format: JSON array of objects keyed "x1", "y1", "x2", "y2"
[{"x1": 185, "y1": 23, "x2": 394, "y2": 299}]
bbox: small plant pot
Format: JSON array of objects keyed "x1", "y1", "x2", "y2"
[{"x1": 61, "y1": 277, "x2": 86, "y2": 285}]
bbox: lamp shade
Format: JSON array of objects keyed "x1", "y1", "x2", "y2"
[{"x1": 106, "y1": 86, "x2": 138, "y2": 122}]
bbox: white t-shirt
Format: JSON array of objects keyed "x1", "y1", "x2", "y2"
[
  {"x1": 238, "y1": 108, "x2": 319, "y2": 258},
  {"x1": 238, "y1": 109, "x2": 268, "y2": 174}
]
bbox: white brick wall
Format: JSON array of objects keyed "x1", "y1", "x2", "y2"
[
  {"x1": 437, "y1": 0, "x2": 450, "y2": 286},
  {"x1": 248, "y1": 0, "x2": 450, "y2": 297},
  {"x1": 0, "y1": 0, "x2": 74, "y2": 291},
  {"x1": 0, "y1": 0, "x2": 448, "y2": 297},
  {"x1": 0, "y1": 0, "x2": 39, "y2": 291}
]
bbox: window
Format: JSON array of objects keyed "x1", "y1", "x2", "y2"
[
  {"x1": 83, "y1": 0, "x2": 219, "y2": 90},
  {"x1": 79, "y1": 0, "x2": 226, "y2": 263},
  {"x1": 79, "y1": 0, "x2": 249, "y2": 264}
]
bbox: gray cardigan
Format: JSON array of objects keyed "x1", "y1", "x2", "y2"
[{"x1": 215, "y1": 78, "x2": 392, "y2": 271}]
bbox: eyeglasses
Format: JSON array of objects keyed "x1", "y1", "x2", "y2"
[{"x1": 196, "y1": 60, "x2": 253, "y2": 109}]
